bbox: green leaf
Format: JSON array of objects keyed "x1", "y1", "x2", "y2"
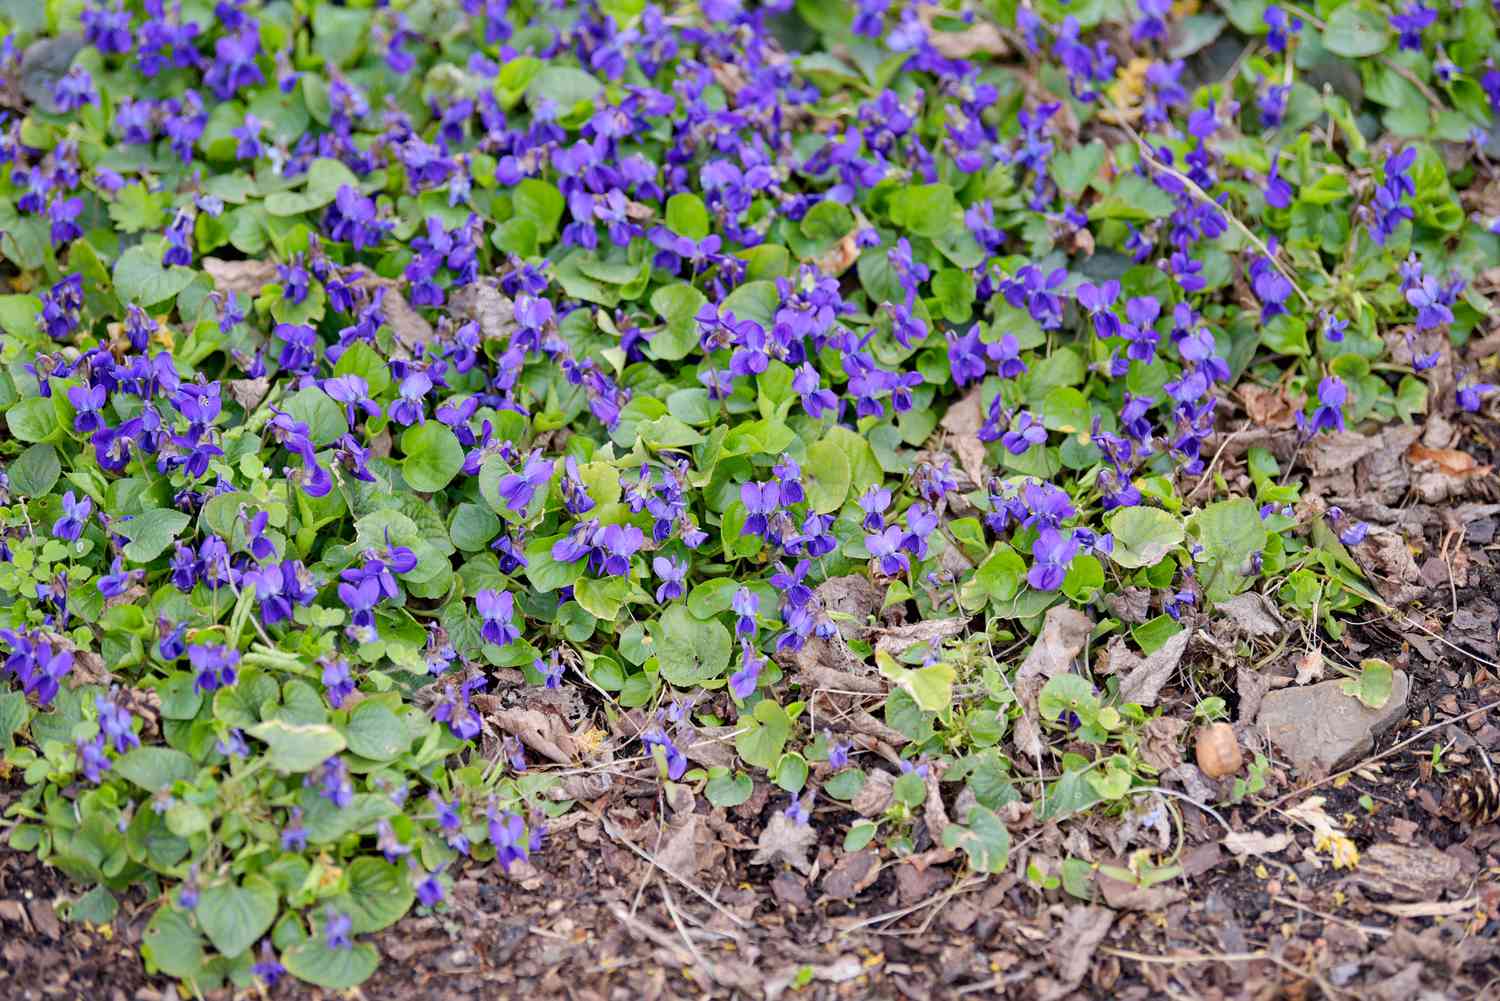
[
  {"x1": 197, "y1": 876, "x2": 278, "y2": 959},
  {"x1": 1340, "y1": 658, "x2": 1394, "y2": 709},
  {"x1": 6, "y1": 397, "x2": 58, "y2": 443},
  {"x1": 803, "y1": 438, "x2": 852, "y2": 513},
  {"x1": 263, "y1": 158, "x2": 359, "y2": 216},
  {"x1": 344, "y1": 702, "x2": 407, "y2": 761},
  {"x1": 665, "y1": 192, "x2": 710, "y2": 239},
  {"x1": 113, "y1": 746, "x2": 196, "y2": 792},
  {"x1": 113, "y1": 242, "x2": 196, "y2": 306},
  {"x1": 332, "y1": 857, "x2": 414, "y2": 933},
  {"x1": 400, "y1": 423, "x2": 465, "y2": 493},
  {"x1": 889, "y1": 183, "x2": 958, "y2": 238},
  {"x1": 120, "y1": 509, "x2": 193, "y2": 563},
  {"x1": 705, "y1": 770, "x2": 754, "y2": 807},
  {"x1": 574, "y1": 576, "x2": 629, "y2": 621},
  {"x1": 527, "y1": 65, "x2": 603, "y2": 110},
  {"x1": 0, "y1": 293, "x2": 41, "y2": 338},
  {"x1": 1193, "y1": 498, "x2": 1269, "y2": 601},
  {"x1": 941, "y1": 805, "x2": 1011, "y2": 874},
  {"x1": 247, "y1": 720, "x2": 347, "y2": 773},
  {"x1": 649, "y1": 283, "x2": 709, "y2": 361},
  {"x1": 1051, "y1": 140, "x2": 1107, "y2": 199},
  {"x1": 1106, "y1": 507, "x2": 1185, "y2": 569},
  {"x1": 0, "y1": 691, "x2": 32, "y2": 750},
  {"x1": 9, "y1": 443, "x2": 60, "y2": 496},
  {"x1": 653, "y1": 604, "x2": 731, "y2": 686},
  {"x1": 283, "y1": 939, "x2": 379, "y2": 990},
  {"x1": 1322, "y1": 4, "x2": 1389, "y2": 58},
  {"x1": 1038, "y1": 675, "x2": 1100, "y2": 723},
  {"x1": 141, "y1": 906, "x2": 207, "y2": 980},
  {"x1": 734, "y1": 698, "x2": 791, "y2": 769},
  {"x1": 511, "y1": 178, "x2": 565, "y2": 242},
  {"x1": 878, "y1": 652, "x2": 955, "y2": 714},
  {"x1": 284, "y1": 386, "x2": 348, "y2": 447}
]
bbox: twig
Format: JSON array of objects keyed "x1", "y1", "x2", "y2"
[
  {"x1": 1249, "y1": 696, "x2": 1500, "y2": 822},
  {"x1": 658, "y1": 884, "x2": 707, "y2": 969},
  {"x1": 1130, "y1": 786, "x2": 1232, "y2": 832},
  {"x1": 836, "y1": 875, "x2": 986, "y2": 934},
  {"x1": 1272, "y1": 894, "x2": 1391, "y2": 938},
  {"x1": 1100, "y1": 946, "x2": 1354, "y2": 999},
  {"x1": 1106, "y1": 100, "x2": 1313, "y2": 309},
  {"x1": 599, "y1": 814, "x2": 750, "y2": 928}
]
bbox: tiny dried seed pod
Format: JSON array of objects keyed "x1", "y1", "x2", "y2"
[{"x1": 1195, "y1": 722, "x2": 1243, "y2": 779}]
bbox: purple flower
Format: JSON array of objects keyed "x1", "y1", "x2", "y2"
[
  {"x1": 597, "y1": 523, "x2": 643, "y2": 576},
  {"x1": 76, "y1": 733, "x2": 111, "y2": 783},
  {"x1": 416, "y1": 869, "x2": 445, "y2": 908},
  {"x1": 1303, "y1": 376, "x2": 1348, "y2": 435},
  {"x1": 653, "y1": 556, "x2": 687, "y2": 603},
  {"x1": 322, "y1": 658, "x2": 355, "y2": 708},
  {"x1": 178, "y1": 866, "x2": 200, "y2": 910},
  {"x1": 740, "y1": 480, "x2": 780, "y2": 538},
  {"x1": 1405, "y1": 276, "x2": 1454, "y2": 331},
  {"x1": 1002, "y1": 412, "x2": 1047, "y2": 455},
  {"x1": 496, "y1": 451, "x2": 554, "y2": 513},
  {"x1": 53, "y1": 66, "x2": 98, "y2": 111},
  {"x1": 188, "y1": 643, "x2": 240, "y2": 694},
  {"x1": 475, "y1": 589, "x2": 520, "y2": 647},
  {"x1": 1457, "y1": 380, "x2": 1497, "y2": 413},
  {"x1": 280, "y1": 808, "x2": 308, "y2": 852},
  {"x1": 866, "y1": 525, "x2": 910, "y2": 577},
  {"x1": 1263, "y1": 5, "x2": 1302, "y2": 53},
  {"x1": 732, "y1": 587, "x2": 759, "y2": 636},
  {"x1": 252, "y1": 941, "x2": 285, "y2": 987},
  {"x1": 323, "y1": 909, "x2": 353, "y2": 951},
  {"x1": 488, "y1": 808, "x2": 529, "y2": 872},
  {"x1": 730, "y1": 641, "x2": 764, "y2": 700},
  {"x1": 1390, "y1": 3, "x2": 1436, "y2": 51},
  {"x1": 640, "y1": 728, "x2": 687, "y2": 781},
  {"x1": 858, "y1": 486, "x2": 891, "y2": 532},
  {"x1": 52, "y1": 491, "x2": 93, "y2": 541},
  {"x1": 96, "y1": 558, "x2": 134, "y2": 598},
  {"x1": 1027, "y1": 528, "x2": 1079, "y2": 592}
]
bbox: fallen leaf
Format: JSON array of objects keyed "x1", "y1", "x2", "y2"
[
  {"x1": 1097, "y1": 870, "x2": 1186, "y2": 911},
  {"x1": 916, "y1": 5, "x2": 1009, "y2": 58},
  {"x1": 814, "y1": 231, "x2": 860, "y2": 277},
  {"x1": 750, "y1": 813, "x2": 818, "y2": 874},
  {"x1": 1112, "y1": 629, "x2": 1190, "y2": 707},
  {"x1": 939, "y1": 387, "x2": 988, "y2": 488},
  {"x1": 1139, "y1": 716, "x2": 1186, "y2": 772},
  {"x1": 1239, "y1": 383, "x2": 1302, "y2": 430},
  {"x1": 1222, "y1": 830, "x2": 1293, "y2": 857},
  {"x1": 485, "y1": 706, "x2": 578, "y2": 765},
  {"x1": 816, "y1": 574, "x2": 886, "y2": 641},
  {"x1": 1295, "y1": 650, "x2": 1325, "y2": 685},
  {"x1": 1407, "y1": 442, "x2": 1489, "y2": 479},
  {"x1": 1043, "y1": 906, "x2": 1115, "y2": 1000},
  {"x1": 851, "y1": 769, "x2": 895, "y2": 817},
  {"x1": 873, "y1": 617, "x2": 966, "y2": 659},
  {"x1": 356, "y1": 276, "x2": 434, "y2": 354},
  {"x1": 448, "y1": 280, "x2": 516, "y2": 342},
  {"x1": 227, "y1": 376, "x2": 271, "y2": 411},
  {"x1": 1345, "y1": 842, "x2": 1464, "y2": 902},
  {"x1": 821, "y1": 850, "x2": 880, "y2": 900},
  {"x1": 1016, "y1": 606, "x2": 1094, "y2": 683},
  {"x1": 1214, "y1": 592, "x2": 1283, "y2": 638},
  {"x1": 202, "y1": 257, "x2": 278, "y2": 296}
]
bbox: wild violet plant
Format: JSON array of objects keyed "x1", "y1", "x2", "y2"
[{"x1": 0, "y1": 0, "x2": 1497, "y2": 991}]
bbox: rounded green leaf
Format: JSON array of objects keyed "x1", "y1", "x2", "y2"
[
  {"x1": 332, "y1": 857, "x2": 414, "y2": 933},
  {"x1": 283, "y1": 940, "x2": 379, "y2": 990},
  {"x1": 400, "y1": 423, "x2": 465, "y2": 493},
  {"x1": 247, "y1": 720, "x2": 347, "y2": 773},
  {"x1": 198, "y1": 876, "x2": 278, "y2": 959},
  {"x1": 1106, "y1": 507, "x2": 1185, "y2": 569},
  {"x1": 653, "y1": 604, "x2": 731, "y2": 687},
  {"x1": 804, "y1": 439, "x2": 852, "y2": 514}
]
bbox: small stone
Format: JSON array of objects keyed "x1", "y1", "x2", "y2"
[
  {"x1": 1195, "y1": 722, "x2": 1243, "y2": 778},
  {"x1": 1256, "y1": 670, "x2": 1411, "y2": 773}
]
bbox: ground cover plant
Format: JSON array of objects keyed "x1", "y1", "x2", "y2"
[{"x1": 0, "y1": 0, "x2": 1498, "y2": 995}]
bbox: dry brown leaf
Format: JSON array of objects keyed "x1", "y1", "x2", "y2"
[
  {"x1": 750, "y1": 812, "x2": 817, "y2": 874},
  {"x1": 873, "y1": 617, "x2": 966, "y2": 659},
  {"x1": 816, "y1": 574, "x2": 885, "y2": 641},
  {"x1": 1407, "y1": 442, "x2": 1489, "y2": 479},
  {"x1": 227, "y1": 376, "x2": 271, "y2": 411},
  {"x1": 1040, "y1": 906, "x2": 1115, "y2": 1001},
  {"x1": 1295, "y1": 650, "x2": 1325, "y2": 686},
  {"x1": 851, "y1": 769, "x2": 895, "y2": 817},
  {"x1": 1345, "y1": 842, "x2": 1464, "y2": 902},
  {"x1": 447, "y1": 280, "x2": 516, "y2": 343},
  {"x1": 356, "y1": 276, "x2": 434, "y2": 353},
  {"x1": 1214, "y1": 592, "x2": 1284, "y2": 638},
  {"x1": 939, "y1": 386, "x2": 988, "y2": 489},
  {"x1": 1139, "y1": 716, "x2": 1186, "y2": 772},
  {"x1": 202, "y1": 257, "x2": 277, "y2": 295},
  {"x1": 1016, "y1": 605, "x2": 1093, "y2": 683},
  {"x1": 487, "y1": 706, "x2": 577, "y2": 765},
  {"x1": 821, "y1": 849, "x2": 880, "y2": 900},
  {"x1": 1221, "y1": 829, "x2": 1293, "y2": 857},
  {"x1": 1111, "y1": 629, "x2": 1189, "y2": 707},
  {"x1": 1238, "y1": 383, "x2": 1302, "y2": 430},
  {"x1": 1097, "y1": 870, "x2": 1186, "y2": 911},
  {"x1": 813, "y1": 231, "x2": 860, "y2": 277},
  {"x1": 916, "y1": 5, "x2": 1009, "y2": 58}
]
